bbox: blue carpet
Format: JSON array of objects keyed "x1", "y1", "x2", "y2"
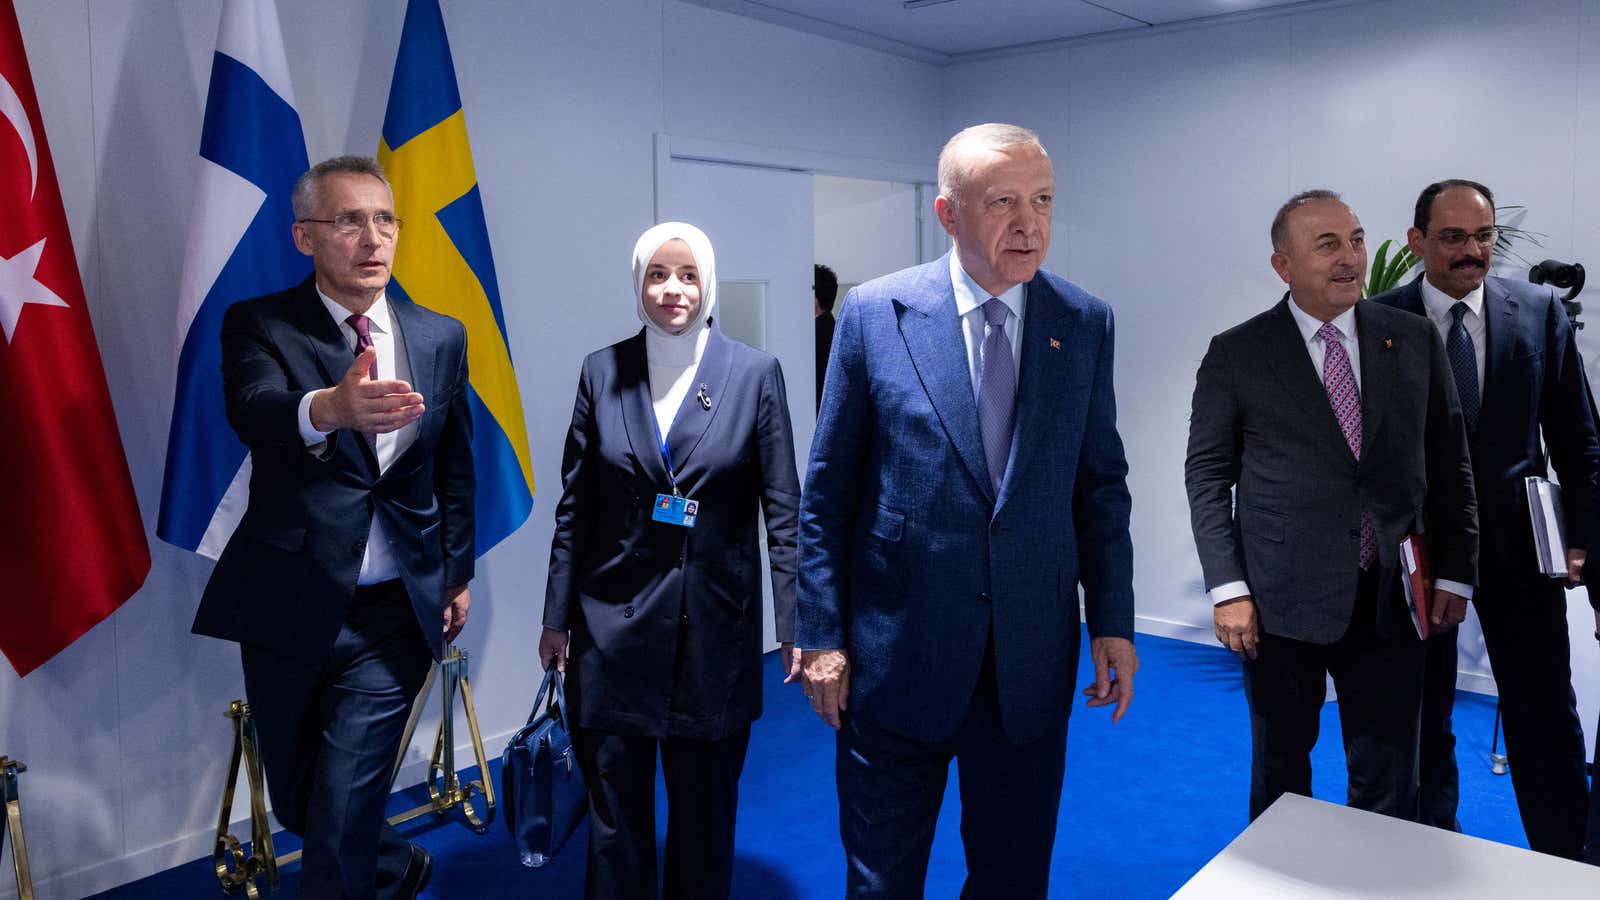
[{"x1": 92, "y1": 631, "x2": 1532, "y2": 898}]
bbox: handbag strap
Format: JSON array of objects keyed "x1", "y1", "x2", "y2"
[{"x1": 526, "y1": 668, "x2": 569, "y2": 727}]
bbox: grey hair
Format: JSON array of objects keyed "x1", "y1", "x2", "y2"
[
  {"x1": 291, "y1": 156, "x2": 392, "y2": 220},
  {"x1": 1270, "y1": 189, "x2": 1343, "y2": 252},
  {"x1": 937, "y1": 123, "x2": 1048, "y2": 202}
]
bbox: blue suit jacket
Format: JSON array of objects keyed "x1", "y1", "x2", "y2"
[
  {"x1": 193, "y1": 276, "x2": 475, "y2": 662},
  {"x1": 1371, "y1": 274, "x2": 1600, "y2": 575},
  {"x1": 798, "y1": 255, "x2": 1135, "y2": 745},
  {"x1": 543, "y1": 326, "x2": 800, "y2": 740}
]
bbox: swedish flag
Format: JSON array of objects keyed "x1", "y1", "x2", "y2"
[{"x1": 379, "y1": 0, "x2": 533, "y2": 555}]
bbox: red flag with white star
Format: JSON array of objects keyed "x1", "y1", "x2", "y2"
[{"x1": 0, "y1": 1, "x2": 148, "y2": 676}]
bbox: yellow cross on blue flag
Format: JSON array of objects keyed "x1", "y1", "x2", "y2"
[{"x1": 379, "y1": 0, "x2": 533, "y2": 555}]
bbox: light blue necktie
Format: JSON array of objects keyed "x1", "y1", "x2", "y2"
[{"x1": 978, "y1": 298, "x2": 1016, "y2": 492}]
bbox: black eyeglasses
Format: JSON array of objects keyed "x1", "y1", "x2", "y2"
[
  {"x1": 299, "y1": 212, "x2": 402, "y2": 237},
  {"x1": 1425, "y1": 227, "x2": 1498, "y2": 248}
]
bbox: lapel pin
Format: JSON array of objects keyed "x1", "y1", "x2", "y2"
[
  {"x1": 1384, "y1": 338, "x2": 1393, "y2": 350},
  {"x1": 697, "y1": 383, "x2": 713, "y2": 410},
  {"x1": 1048, "y1": 337, "x2": 1061, "y2": 350}
]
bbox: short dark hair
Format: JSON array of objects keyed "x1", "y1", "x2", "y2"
[
  {"x1": 291, "y1": 156, "x2": 391, "y2": 220},
  {"x1": 814, "y1": 263, "x2": 839, "y2": 312},
  {"x1": 1270, "y1": 189, "x2": 1343, "y2": 252},
  {"x1": 1413, "y1": 179, "x2": 1494, "y2": 232}
]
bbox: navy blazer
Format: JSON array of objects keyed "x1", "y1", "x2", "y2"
[
  {"x1": 797, "y1": 255, "x2": 1135, "y2": 746},
  {"x1": 544, "y1": 326, "x2": 800, "y2": 741},
  {"x1": 193, "y1": 276, "x2": 476, "y2": 662},
  {"x1": 1372, "y1": 275, "x2": 1600, "y2": 574}
]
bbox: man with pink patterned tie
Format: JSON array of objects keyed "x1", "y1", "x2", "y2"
[{"x1": 1184, "y1": 190, "x2": 1478, "y2": 822}]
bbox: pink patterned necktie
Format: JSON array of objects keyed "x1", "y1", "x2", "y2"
[{"x1": 1318, "y1": 322, "x2": 1377, "y2": 568}]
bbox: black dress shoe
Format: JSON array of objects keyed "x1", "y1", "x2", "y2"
[{"x1": 396, "y1": 844, "x2": 433, "y2": 899}]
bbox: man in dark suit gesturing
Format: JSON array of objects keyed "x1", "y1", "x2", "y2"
[
  {"x1": 193, "y1": 156, "x2": 474, "y2": 898},
  {"x1": 1186, "y1": 190, "x2": 1478, "y2": 822},
  {"x1": 798, "y1": 123, "x2": 1137, "y2": 898},
  {"x1": 1371, "y1": 180, "x2": 1599, "y2": 857}
]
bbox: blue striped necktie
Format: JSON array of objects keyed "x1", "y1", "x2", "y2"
[{"x1": 978, "y1": 298, "x2": 1016, "y2": 492}]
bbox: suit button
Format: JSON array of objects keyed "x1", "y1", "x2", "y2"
[
  {"x1": 623, "y1": 606, "x2": 635, "y2": 618},
  {"x1": 352, "y1": 539, "x2": 366, "y2": 555},
  {"x1": 1347, "y1": 529, "x2": 1359, "y2": 539},
  {"x1": 978, "y1": 592, "x2": 991, "y2": 604},
  {"x1": 629, "y1": 551, "x2": 641, "y2": 561}
]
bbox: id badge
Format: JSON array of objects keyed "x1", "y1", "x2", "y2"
[{"x1": 651, "y1": 494, "x2": 699, "y2": 528}]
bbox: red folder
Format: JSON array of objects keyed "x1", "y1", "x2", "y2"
[{"x1": 1400, "y1": 534, "x2": 1431, "y2": 640}]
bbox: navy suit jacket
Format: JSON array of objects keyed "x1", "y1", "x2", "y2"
[
  {"x1": 193, "y1": 276, "x2": 475, "y2": 662},
  {"x1": 1372, "y1": 275, "x2": 1600, "y2": 576},
  {"x1": 544, "y1": 326, "x2": 800, "y2": 741},
  {"x1": 797, "y1": 255, "x2": 1135, "y2": 745}
]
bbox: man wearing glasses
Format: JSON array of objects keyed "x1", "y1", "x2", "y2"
[
  {"x1": 1372, "y1": 179, "x2": 1600, "y2": 858},
  {"x1": 193, "y1": 156, "x2": 475, "y2": 897}
]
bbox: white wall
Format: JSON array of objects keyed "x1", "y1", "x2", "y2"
[
  {"x1": 0, "y1": 1, "x2": 941, "y2": 896},
  {"x1": 814, "y1": 175, "x2": 922, "y2": 287},
  {"x1": 944, "y1": 0, "x2": 1600, "y2": 717}
]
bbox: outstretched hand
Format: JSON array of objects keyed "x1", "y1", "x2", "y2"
[{"x1": 309, "y1": 346, "x2": 424, "y2": 434}]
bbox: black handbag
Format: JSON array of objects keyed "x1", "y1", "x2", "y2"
[{"x1": 501, "y1": 668, "x2": 587, "y2": 867}]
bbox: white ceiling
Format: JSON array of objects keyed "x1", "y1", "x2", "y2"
[{"x1": 679, "y1": 0, "x2": 1344, "y2": 63}]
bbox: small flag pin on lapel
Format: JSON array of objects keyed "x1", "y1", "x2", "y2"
[
  {"x1": 1049, "y1": 337, "x2": 1061, "y2": 350},
  {"x1": 1384, "y1": 338, "x2": 1393, "y2": 350}
]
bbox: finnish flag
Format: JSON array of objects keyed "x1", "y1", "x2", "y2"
[{"x1": 158, "y1": 0, "x2": 309, "y2": 557}]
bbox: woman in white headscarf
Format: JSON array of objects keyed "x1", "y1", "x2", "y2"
[{"x1": 540, "y1": 222, "x2": 801, "y2": 900}]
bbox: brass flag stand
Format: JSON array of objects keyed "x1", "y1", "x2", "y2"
[
  {"x1": 0, "y1": 757, "x2": 34, "y2": 900},
  {"x1": 212, "y1": 647, "x2": 495, "y2": 896}
]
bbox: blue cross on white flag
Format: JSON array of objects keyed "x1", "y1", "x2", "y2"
[{"x1": 158, "y1": 0, "x2": 310, "y2": 556}]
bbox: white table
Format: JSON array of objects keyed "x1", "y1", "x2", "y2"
[{"x1": 1173, "y1": 793, "x2": 1600, "y2": 898}]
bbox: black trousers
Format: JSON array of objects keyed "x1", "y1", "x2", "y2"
[
  {"x1": 834, "y1": 644, "x2": 1069, "y2": 900},
  {"x1": 1417, "y1": 570, "x2": 1588, "y2": 859},
  {"x1": 241, "y1": 580, "x2": 432, "y2": 899},
  {"x1": 571, "y1": 725, "x2": 752, "y2": 900},
  {"x1": 1586, "y1": 698, "x2": 1600, "y2": 866},
  {"x1": 1417, "y1": 628, "x2": 1461, "y2": 831},
  {"x1": 1243, "y1": 567, "x2": 1425, "y2": 822}
]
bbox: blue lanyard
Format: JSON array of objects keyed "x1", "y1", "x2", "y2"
[{"x1": 653, "y1": 417, "x2": 680, "y2": 497}]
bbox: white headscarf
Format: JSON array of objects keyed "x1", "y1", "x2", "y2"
[{"x1": 632, "y1": 221, "x2": 717, "y2": 340}]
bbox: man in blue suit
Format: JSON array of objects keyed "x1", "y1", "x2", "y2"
[
  {"x1": 798, "y1": 123, "x2": 1138, "y2": 898},
  {"x1": 1371, "y1": 179, "x2": 1600, "y2": 858},
  {"x1": 193, "y1": 156, "x2": 475, "y2": 897}
]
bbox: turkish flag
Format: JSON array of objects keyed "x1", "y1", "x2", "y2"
[{"x1": 0, "y1": 1, "x2": 149, "y2": 676}]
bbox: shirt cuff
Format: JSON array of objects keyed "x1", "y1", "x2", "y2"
[
  {"x1": 1434, "y1": 578, "x2": 1473, "y2": 601},
  {"x1": 298, "y1": 390, "x2": 332, "y2": 447},
  {"x1": 1210, "y1": 581, "x2": 1250, "y2": 605}
]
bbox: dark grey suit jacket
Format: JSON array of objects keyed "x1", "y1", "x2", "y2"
[{"x1": 1185, "y1": 296, "x2": 1478, "y2": 644}]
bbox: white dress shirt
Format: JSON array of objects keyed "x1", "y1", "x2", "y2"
[
  {"x1": 1211, "y1": 297, "x2": 1471, "y2": 603},
  {"x1": 1418, "y1": 277, "x2": 1486, "y2": 400},
  {"x1": 950, "y1": 250, "x2": 1025, "y2": 402},
  {"x1": 295, "y1": 287, "x2": 417, "y2": 584}
]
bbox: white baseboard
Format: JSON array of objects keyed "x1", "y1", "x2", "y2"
[
  {"x1": 0, "y1": 727, "x2": 519, "y2": 900},
  {"x1": 1134, "y1": 614, "x2": 1500, "y2": 697}
]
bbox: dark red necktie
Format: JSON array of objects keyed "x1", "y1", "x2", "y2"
[{"x1": 346, "y1": 313, "x2": 377, "y2": 379}]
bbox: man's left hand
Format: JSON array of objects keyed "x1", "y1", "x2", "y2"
[
  {"x1": 779, "y1": 642, "x2": 801, "y2": 683},
  {"x1": 1566, "y1": 548, "x2": 1586, "y2": 588},
  {"x1": 1083, "y1": 637, "x2": 1138, "y2": 723},
  {"x1": 443, "y1": 584, "x2": 470, "y2": 643},
  {"x1": 1429, "y1": 587, "x2": 1468, "y2": 630}
]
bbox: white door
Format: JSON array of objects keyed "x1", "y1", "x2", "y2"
[{"x1": 660, "y1": 157, "x2": 814, "y2": 651}]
